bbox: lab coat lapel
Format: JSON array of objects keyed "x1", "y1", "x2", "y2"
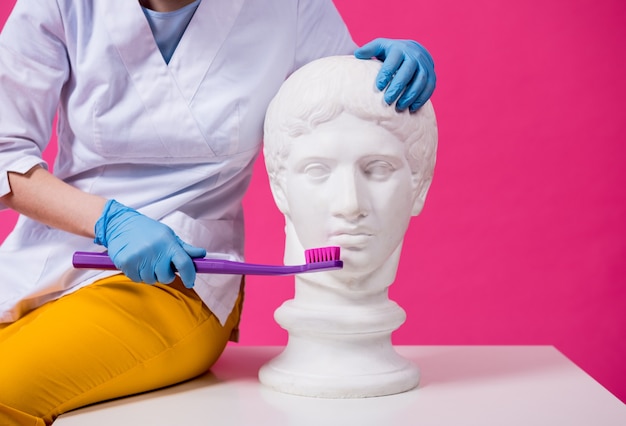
[
  {"x1": 168, "y1": 0, "x2": 246, "y2": 101},
  {"x1": 101, "y1": 0, "x2": 214, "y2": 157}
]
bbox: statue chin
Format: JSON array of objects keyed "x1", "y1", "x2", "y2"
[{"x1": 283, "y1": 219, "x2": 404, "y2": 296}]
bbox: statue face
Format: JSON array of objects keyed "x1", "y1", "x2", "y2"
[{"x1": 279, "y1": 113, "x2": 417, "y2": 275}]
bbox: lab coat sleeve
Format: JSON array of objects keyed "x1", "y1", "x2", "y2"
[
  {"x1": 0, "y1": 0, "x2": 69, "y2": 207},
  {"x1": 293, "y1": 0, "x2": 358, "y2": 72}
]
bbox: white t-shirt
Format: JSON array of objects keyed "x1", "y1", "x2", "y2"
[{"x1": 142, "y1": 0, "x2": 201, "y2": 64}]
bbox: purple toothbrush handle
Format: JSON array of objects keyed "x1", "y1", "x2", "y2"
[
  {"x1": 72, "y1": 251, "x2": 342, "y2": 276},
  {"x1": 73, "y1": 251, "x2": 118, "y2": 269}
]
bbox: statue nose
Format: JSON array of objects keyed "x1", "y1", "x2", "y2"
[{"x1": 330, "y1": 170, "x2": 369, "y2": 220}]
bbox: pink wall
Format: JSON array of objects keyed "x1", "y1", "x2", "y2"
[{"x1": 1, "y1": 0, "x2": 625, "y2": 403}]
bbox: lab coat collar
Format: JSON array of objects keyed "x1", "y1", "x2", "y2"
[
  {"x1": 100, "y1": 0, "x2": 245, "y2": 156},
  {"x1": 168, "y1": 0, "x2": 246, "y2": 101},
  {"x1": 102, "y1": 0, "x2": 245, "y2": 99}
]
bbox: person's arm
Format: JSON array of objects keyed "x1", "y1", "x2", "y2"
[
  {"x1": 1, "y1": 165, "x2": 106, "y2": 238},
  {"x1": 294, "y1": 0, "x2": 358, "y2": 71},
  {"x1": 1, "y1": 166, "x2": 206, "y2": 288},
  {"x1": 0, "y1": 1, "x2": 205, "y2": 288}
]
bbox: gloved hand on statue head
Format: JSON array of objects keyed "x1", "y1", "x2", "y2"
[
  {"x1": 355, "y1": 38, "x2": 436, "y2": 112},
  {"x1": 94, "y1": 199, "x2": 206, "y2": 288}
]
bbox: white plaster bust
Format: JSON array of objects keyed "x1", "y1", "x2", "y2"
[{"x1": 260, "y1": 55, "x2": 438, "y2": 397}]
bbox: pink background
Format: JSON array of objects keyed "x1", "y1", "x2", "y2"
[{"x1": 1, "y1": 0, "x2": 625, "y2": 403}]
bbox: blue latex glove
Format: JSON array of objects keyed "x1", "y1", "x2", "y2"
[
  {"x1": 94, "y1": 199, "x2": 206, "y2": 288},
  {"x1": 354, "y1": 38, "x2": 436, "y2": 112}
]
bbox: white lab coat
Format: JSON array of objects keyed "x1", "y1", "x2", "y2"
[{"x1": 0, "y1": 0, "x2": 356, "y2": 324}]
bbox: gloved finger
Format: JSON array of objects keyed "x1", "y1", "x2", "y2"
[
  {"x1": 375, "y1": 48, "x2": 404, "y2": 93},
  {"x1": 112, "y1": 251, "x2": 142, "y2": 283},
  {"x1": 409, "y1": 73, "x2": 436, "y2": 112},
  {"x1": 171, "y1": 250, "x2": 197, "y2": 288},
  {"x1": 395, "y1": 63, "x2": 427, "y2": 111},
  {"x1": 385, "y1": 57, "x2": 419, "y2": 107},
  {"x1": 138, "y1": 258, "x2": 159, "y2": 284},
  {"x1": 123, "y1": 264, "x2": 142, "y2": 283},
  {"x1": 410, "y1": 40, "x2": 435, "y2": 69},
  {"x1": 154, "y1": 256, "x2": 176, "y2": 284},
  {"x1": 178, "y1": 238, "x2": 207, "y2": 258},
  {"x1": 353, "y1": 38, "x2": 389, "y2": 61}
]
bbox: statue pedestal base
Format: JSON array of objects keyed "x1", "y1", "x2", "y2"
[{"x1": 258, "y1": 298, "x2": 419, "y2": 398}]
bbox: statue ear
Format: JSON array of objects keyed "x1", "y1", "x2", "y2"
[{"x1": 411, "y1": 176, "x2": 432, "y2": 216}]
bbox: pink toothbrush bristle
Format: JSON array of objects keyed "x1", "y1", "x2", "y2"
[{"x1": 305, "y1": 246, "x2": 341, "y2": 263}]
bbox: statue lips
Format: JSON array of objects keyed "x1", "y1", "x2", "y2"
[{"x1": 328, "y1": 227, "x2": 375, "y2": 249}]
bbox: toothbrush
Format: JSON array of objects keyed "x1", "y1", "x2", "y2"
[{"x1": 72, "y1": 246, "x2": 342, "y2": 276}]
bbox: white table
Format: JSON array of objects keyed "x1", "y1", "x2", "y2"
[{"x1": 55, "y1": 346, "x2": 625, "y2": 425}]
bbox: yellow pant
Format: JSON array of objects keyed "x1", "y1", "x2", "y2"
[{"x1": 0, "y1": 275, "x2": 243, "y2": 426}]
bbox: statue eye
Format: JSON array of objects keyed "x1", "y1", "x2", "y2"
[
  {"x1": 364, "y1": 160, "x2": 395, "y2": 180},
  {"x1": 303, "y1": 163, "x2": 330, "y2": 180}
]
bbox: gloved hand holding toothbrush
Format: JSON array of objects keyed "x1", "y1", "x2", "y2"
[{"x1": 94, "y1": 199, "x2": 206, "y2": 288}]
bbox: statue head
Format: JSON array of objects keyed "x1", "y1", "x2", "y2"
[{"x1": 263, "y1": 56, "x2": 437, "y2": 286}]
